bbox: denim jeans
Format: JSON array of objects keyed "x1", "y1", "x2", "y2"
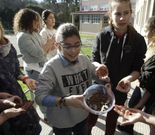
[{"x1": 53, "y1": 119, "x2": 88, "y2": 135}]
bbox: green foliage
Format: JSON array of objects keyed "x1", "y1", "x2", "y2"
[
  {"x1": 0, "y1": 0, "x2": 79, "y2": 30},
  {"x1": 26, "y1": 4, "x2": 44, "y2": 15}
]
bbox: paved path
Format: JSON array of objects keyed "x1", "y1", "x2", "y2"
[
  {"x1": 36, "y1": 81, "x2": 150, "y2": 135},
  {"x1": 37, "y1": 106, "x2": 150, "y2": 135}
]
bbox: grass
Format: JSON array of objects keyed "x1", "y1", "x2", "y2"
[
  {"x1": 81, "y1": 47, "x2": 92, "y2": 59},
  {"x1": 80, "y1": 33, "x2": 96, "y2": 39},
  {"x1": 80, "y1": 32, "x2": 95, "y2": 58}
]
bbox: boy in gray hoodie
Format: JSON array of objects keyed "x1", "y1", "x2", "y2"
[{"x1": 35, "y1": 23, "x2": 108, "y2": 135}]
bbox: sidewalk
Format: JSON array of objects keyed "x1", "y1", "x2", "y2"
[
  {"x1": 92, "y1": 115, "x2": 149, "y2": 135},
  {"x1": 37, "y1": 106, "x2": 150, "y2": 135},
  {"x1": 37, "y1": 82, "x2": 150, "y2": 135}
]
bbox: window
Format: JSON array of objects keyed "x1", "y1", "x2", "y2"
[
  {"x1": 81, "y1": 15, "x2": 90, "y2": 23},
  {"x1": 103, "y1": 16, "x2": 109, "y2": 24},
  {"x1": 92, "y1": 15, "x2": 100, "y2": 23}
]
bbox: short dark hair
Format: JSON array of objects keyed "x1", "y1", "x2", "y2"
[
  {"x1": 55, "y1": 23, "x2": 80, "y2": 43},
  {"x1": 42, "y1": 9, "x2": 54, "y2": 22}
]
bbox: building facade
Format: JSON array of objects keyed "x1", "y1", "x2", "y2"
[
  {"x1": 72, "y1": 0, "x2": 110, "y2": 33},
  {"x1": 134, "y1": 0, "x2": 155, "y2": 34},
  {"x1": 72, "y1": 0, "x2": 155, "y2": 34}
]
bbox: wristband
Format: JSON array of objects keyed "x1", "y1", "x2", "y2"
[{"x1": 58, "y1": 97, "x2": 66, "y2": 108}]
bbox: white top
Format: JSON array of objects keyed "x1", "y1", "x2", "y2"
[{"x1": 40, "y1": 27, "x2": 57, "y2": 60}]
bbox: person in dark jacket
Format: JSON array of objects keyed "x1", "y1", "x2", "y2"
[
  {"x1": 0, "y1": 92, "x2": 25, "y2": 125},
  {"x1": 89, "y1": 0, "x2": 147, "y2": 135},
  {"x1": 0, "y1": 21, "x2": 41, "y2": 135},
  {"x1": 127, "y1": 16, "x2": 155, "y2": 135}
]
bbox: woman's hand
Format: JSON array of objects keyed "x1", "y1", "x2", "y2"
[
  {"x1": 0, "y1": 107, "x2": 25, "y2": 124},
  {"x1": 0, "y1": 95, "x2": 23, "y2": 109},
  {"x1": 114, "y1": 105, "x2": 144, "y2": 125},
  {"x1": 43, "y1": 36, "x2": 56, "y2": 54},
  {"x1": 0, "y1": 92, "x2": 12, "y2": 99},
  {"x1": 3, "y1": 96, "x2": 23, "y2": 107},
  {"x1": 25, "y1": 78, "x2": 37, "y2": 90}
]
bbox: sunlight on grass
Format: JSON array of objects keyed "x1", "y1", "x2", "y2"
[
  {"x1": 80, "y1": 33, "x2": 96, "y2": 39},
  {"x1": 81, "y1": 47, "x2": 92, "y2": 58}
]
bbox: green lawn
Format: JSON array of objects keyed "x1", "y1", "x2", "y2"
[
  {"x1": 81, "y1": 47, "x2": 92, "y2": 59},
  {"x1": 80, "y1": 33, "x2": 96, "y2": 39},
  {"x1": 80, "y1": 33, "x2": 95, "y2": 58}
]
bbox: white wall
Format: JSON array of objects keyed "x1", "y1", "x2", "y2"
[{"x1": 134, "y1": 0, "x2": 155, "y2": 34}]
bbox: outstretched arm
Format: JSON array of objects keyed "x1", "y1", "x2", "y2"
[
  {"x1": 114, "y1": 105, "x2": 155, "y2": 126},
  {"x1": 0, "y1": 107, "x2": 25, "y2": 125}
]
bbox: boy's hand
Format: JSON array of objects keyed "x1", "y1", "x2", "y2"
[{"x1": 65, "y1": 95, "x2": 85, "y2": 109}]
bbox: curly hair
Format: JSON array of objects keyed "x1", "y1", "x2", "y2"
[
  {"x1": 145, "y1": 16, "x2": 155, "y2": 32},
  {"x1": 0, "y1": 22, "x2": 7, "y2": 44},
  {"x1": 13, "y1": 8, "x2": 41, "y2": 34},
  {"x1": 55, "y1": 23, "x2": 80, "y2": 43}
]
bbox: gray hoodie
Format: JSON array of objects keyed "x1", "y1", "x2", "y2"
[{"x1": 35, "y1": 54, "x2": 99, "y2": 128}]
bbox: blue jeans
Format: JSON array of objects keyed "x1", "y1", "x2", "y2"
[{"x1": 53, "y1": 119, "x2": 88, "y2": 135}]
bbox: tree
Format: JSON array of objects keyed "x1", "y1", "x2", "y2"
[{"x1": 0, "y1": 0, "x2": 80, "y2": 30}]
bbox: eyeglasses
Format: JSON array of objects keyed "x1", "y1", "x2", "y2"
[{"x1": 60, "y1": 43, "x2": 82, "y2": 50}]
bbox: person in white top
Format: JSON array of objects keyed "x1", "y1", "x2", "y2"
[{"x1": 40, "y1": 9, "x2": 57, "y2": 60}]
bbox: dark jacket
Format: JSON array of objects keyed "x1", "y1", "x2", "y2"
[
  {"x1": 140, "y1": 55, "x2": 155, "y2": 93},
  {"x1": 0, "y1": 45, "x2": 41, "y2": 135},
  {"x1": 139, "y1": 55, "x2": 155, "y2": 113},
  {"x1": 92, "y1": 25, "x2": 147, "y2": 104}
]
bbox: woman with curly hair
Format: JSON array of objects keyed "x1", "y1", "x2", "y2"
[{"x1": 13, "y1": 8, "x2": 52, "y2": 81}]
